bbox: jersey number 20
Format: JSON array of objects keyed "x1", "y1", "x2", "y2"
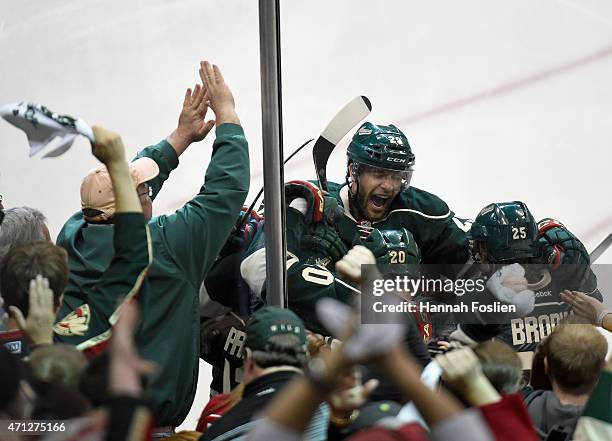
[{"x1": 389, "y1": 250, "x2": 406, "y2": 263}]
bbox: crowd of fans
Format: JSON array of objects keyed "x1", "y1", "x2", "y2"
[{"x1": 1, "y1": 58, "x2": 611, "y2": 441}]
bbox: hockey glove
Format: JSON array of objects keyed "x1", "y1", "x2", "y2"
[
  {"x1": 537, "y1": 218, "x2": 589, "y2": 267},
  {"x1": 302, "y1": 222, "x2": 349, "y2": 263},
  {"x1": 537, "y1": 218, "x2": 590, "y2": 288},
  {"x1": 285, "y1": 180, "x2": 325, "y2": 224}
]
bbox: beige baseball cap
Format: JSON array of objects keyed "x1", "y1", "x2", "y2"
[{"x1": 80, "y1": 157, "x2": 159, "y2": 222}]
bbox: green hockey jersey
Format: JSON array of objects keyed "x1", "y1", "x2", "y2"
[{"x1": 242, "y1": 181, "x2": 469, "y2": 333}]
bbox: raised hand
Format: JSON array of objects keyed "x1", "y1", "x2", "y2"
[
  {"x1": 9, "y1": 275, "x2": 56, "y2": 345},
  {"x1": 329, "y1": 367, "x2": 379, "y2": 418},
  {"x1": 91, "y1": 126, "x2": 126, "y2": 166},
  {"x1": 167, "y1": 84, "x2": 216, "y2": 155},
  {"x1": 560, "y1": 290, "x2": 606, "y2": 325},
  {"x1": 180, "y1": 84, "x2": 216, "y2": 143},
  {"x1": 435, "y1": 347, "x2": 500, "y2": 406},
  {"x1": 199, "y1": 61, "x2": 240, "y2": 125}
]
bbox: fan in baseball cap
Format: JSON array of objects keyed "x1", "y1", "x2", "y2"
[
  {"x1": 245, "y1": 306, "x2": 308, "y2": 353},
  {"x1": 80, "y1": 157, "x2": 159, "y2": 222}
]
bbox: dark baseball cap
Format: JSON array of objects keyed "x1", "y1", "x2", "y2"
[{"x1": 245, "y1": 306, "x2": 307, "y2": 352}]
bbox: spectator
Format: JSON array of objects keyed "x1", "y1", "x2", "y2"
[
  {"x1": 29, "y1": 344, "x2": 88, "y2": 389},
  {"x1": 473, "y1": 340, "x2": 523, "y2": 395},
  {"x1": 0, "y1": 206, "x2": 50, "y2": 263},
  {"x1": 1, "y1": 272, "x2": 61, "y2": 356},
  {"x1": 0, "y1": 205, "x2": 49, "y2": 333},
  {"x1": 1, "y1": 244, "x2": 68, "y2": 321},
  {"x1": 525, "y1": 323, "x2": 607, "y2": 439},
  {"x1": 56, "y1": 60, "x2": 250, "y2": 428},
  {"x1": 0, "y1": 206, "x2": 48, "y2": 340},
  {"x1": 202, "y1": 306, "x2": 329, "y2": 441}
]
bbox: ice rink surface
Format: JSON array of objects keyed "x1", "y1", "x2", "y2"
[{"x1": 1, "y1": 0, "x2": 612, "y2": 431}]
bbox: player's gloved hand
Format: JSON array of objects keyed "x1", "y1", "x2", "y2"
[
  {"x1": 286, "y1": 180, "x2": 349, "y2": 263},
  {"x1": 360, "y1": 228, "x2": 388, "y2": 260},
  {"x1": 537, "y1": 218, "x2": 590, "y2": 289},
  {"x1": 537, "y1": 218, "x2": 589, "y2": 267},
  {"x1": 219, "y1": 209, "x2": 263, "y2": 258},
  {"x1": 302, "y1": 222, "x2": 348, "y2": 263},
  {"x1": 285, "y1": 180, "x2": 326, "y2": 224}
]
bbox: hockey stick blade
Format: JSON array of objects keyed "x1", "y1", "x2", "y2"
[
  {"x1": 313, "y1": 96, "x2": 372, "y2": 192},
  {"x1": 590, "y1": 233, "x2": 612, "y2": 263}
]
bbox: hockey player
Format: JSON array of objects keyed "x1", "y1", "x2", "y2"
[
  {"x1": 452, "y1": 201, "x2": 602, "y2": 367},
  {"x1": 240, "y1": 122, "x2": 469, "y2": 333}
]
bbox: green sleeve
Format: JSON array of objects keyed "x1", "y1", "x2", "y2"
[
  {"x1": 133, "y1": 139, "x2": 179, "y2": 200},
  {"x1": 156, "y1": 123, "x2": 250, "y2": 287},
  {"x1": 55, "y1": 212, "x2": 151, "y2": 344},
  {"x1": 88, "y1": 212, "x2": 150, "y2": 322}
]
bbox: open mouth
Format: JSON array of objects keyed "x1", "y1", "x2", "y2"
[{"x1": 370, "y1": 195, "x2": 389, "y2": 208}]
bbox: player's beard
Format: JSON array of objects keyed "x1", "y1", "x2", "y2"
[{"x1": 358, "y1": 188, "x2": 394, "y2": 221}]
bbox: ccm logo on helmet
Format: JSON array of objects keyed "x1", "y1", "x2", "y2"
[{"x1": 386, "y1": 157, "x2": 406, "y2": 163}]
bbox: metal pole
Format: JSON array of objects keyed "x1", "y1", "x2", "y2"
[{"x1": 259, "y1": 0, "x2": 287, "y2": 307}]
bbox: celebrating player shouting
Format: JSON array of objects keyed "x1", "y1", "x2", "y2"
[{"x1": 241, "y1": 122, "x2": 469, "y2": 333}]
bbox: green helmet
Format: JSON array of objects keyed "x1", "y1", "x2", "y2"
[
  {"x1": 364, "y1": 228, "x2": 420, "y2": 264},
  {"x1": 470, "y1": 201, "x2": 538, "y2": 263},
  {"x1": 347, "y1": 122, "x2": 415, "y2": 172}
]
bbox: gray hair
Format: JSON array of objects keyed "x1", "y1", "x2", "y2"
[
  {"x1": 249, "y1": 334, "x2": 309, "y2": 369},
  {"x1": 0, "y1": 207, "x2": 48, "y2": 263}
]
